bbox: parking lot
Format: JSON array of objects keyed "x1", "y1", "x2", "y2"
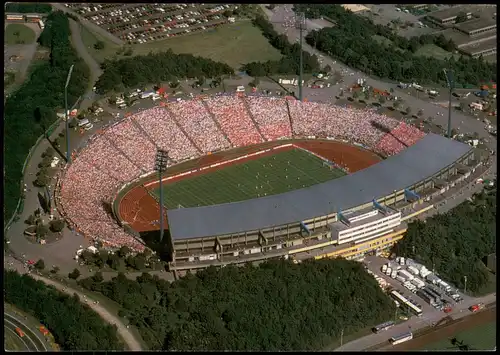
[
  {"x1": 364, "y1": 256, "x2": 472, "y2": 316},
  {"x1": 64, "y1": 3, "x2": 238, "y2": 44}
]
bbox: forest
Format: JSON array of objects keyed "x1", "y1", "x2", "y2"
[
  {"x1": 5, "y1": 3, "x2": 52, "y2": 13},
  {"x1": 94, "y1": 51, "x2": 234, "y2": 94},
  {"x1": 4, "y1": 11, "x2": 89, "y2": 222},
  {"x1": 395, "y1": 187, "x2": 496, "y2": 293},
  {"x1": 78, "y1": 258, "x2": 396, "y2": 351},
  {"x1": 241, "y1": 15, "x2": 321, "y2": 77},
  {"x1": 4, "y1": 270, "x2": 123, "y2": 351},
  {"x1": 296, "y1": 4, "x2": 496, "y2": 86}
]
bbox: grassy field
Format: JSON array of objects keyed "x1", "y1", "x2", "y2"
[
  {"x1": 5, "y1": 24, "x2": 36, "y2": 45},
  {"x1": 414, "y1": 44, "x2": 458, "y2": 61},
  {"x1": 419, "y1": 321, "x2": 497, "y2": 351},
  {"x1": 80, "y1": 20, "x2": 282, "y2": 68},
  {"x1": 152, "y1": 148, "x2": 346, "y2": 208}
]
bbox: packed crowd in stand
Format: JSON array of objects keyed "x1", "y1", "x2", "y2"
[
  {"x1": 132, "y1": 107, "x2": 198, "y2": 162},
  {"x1": 205, "y1": 96, "x2": 264, "y2": 147},
  {"x1": 247, "y1": 96, "x2": 292, "y2": 141},
  {"x1": 167, "y1": 100, "x2": 230, "y2": 154},
  {"x1": 58, "y1": 95, "x2": 427, "y2": 251},
  {"x1": 375, "y1": 122, "x2": 427, "y2": 157}
]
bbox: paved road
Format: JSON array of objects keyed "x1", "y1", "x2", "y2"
[
  {"x1": 4, "y1": 312, "x2": 48, "y2": 351},
  {"x1": 51, "y1": 3, "x2": 124, "y2": 46},
  {"x1": 6, "y1": 15, "x2": 106, "y2": 272},
  {"x1": 263, "y1": 5, "x2": 497, "y2": 169}
]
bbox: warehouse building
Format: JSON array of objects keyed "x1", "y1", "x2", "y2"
[
  {"x1": 427, "y1": 7, "x2": 472, "y2": 25},
  {"x1": 454, "y1": 18, "x2": 497, "y2": 36}
]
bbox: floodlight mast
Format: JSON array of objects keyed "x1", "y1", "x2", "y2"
[
  {"x1": 65, "y1": 64, "x2": 74, "y2": 163},
  {"x1": 155, "y1": 149, "x2": 169, "y2": 243},
  {"x1": 443, "y1": 69, "x2": 454, "y2": 138},
  {"x1": 295, "y1": 11, "x2": 306, "y2": 102}
]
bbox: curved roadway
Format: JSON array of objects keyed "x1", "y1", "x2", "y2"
[{"x1": 4, "y1": 312, "x2": 48, "y2": 351}]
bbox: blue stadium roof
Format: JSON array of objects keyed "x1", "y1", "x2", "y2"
[{"x1": 167, "y1": 134, "x2": 472, "y2": 240}]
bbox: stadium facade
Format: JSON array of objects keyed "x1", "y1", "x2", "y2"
[{"x1": 167, "y1": 134, "x2": 477, "y2": 271}]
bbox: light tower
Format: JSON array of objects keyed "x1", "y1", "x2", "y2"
[
  {"x1": 443, "y1": 68, "x2": 454, "y2": 138},
  {"x1": 294, "y1": 11, "x2": 306, "y2": 101},
  {"x1": 154, "y1": 149, "x2": 169, "y2": 243},
  {"x1": 64, "y1": 64, "x2": 74, "y2": 163}
]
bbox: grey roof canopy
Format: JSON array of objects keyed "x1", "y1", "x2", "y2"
[{"x1": 167, "y1": 134, "x2": 472, "y2": 240}]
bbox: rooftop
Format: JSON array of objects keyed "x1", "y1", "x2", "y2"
[
  {"x1": 428, "y1": 6, "x2": 472, "y2": 21},
  {"x1": 460, "y1": 37, "x2": 498, "y2": 55},
  {"x1": 455, "y1": 18, "x2": 497, "y2": 34},
  {"x1": 167, "y1": 134, "x2": 472, "y2": 240}
]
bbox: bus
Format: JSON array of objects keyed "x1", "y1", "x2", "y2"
[
  {"x1": 389, "y1": 331, "x2": 413, "y2": 345},
  {"x1": 390, "y1": 290, "x2": 423, "y2": 317},
  {"x1": 372, "y1": 321, "x2": 395, "y2": 333}
]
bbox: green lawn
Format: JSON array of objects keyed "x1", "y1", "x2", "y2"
[
  {"x1": 152, "y1": 148, "x2": 346, "y2": 208},
  {"x1": 414, "y1": 44, "x2": 458, "y2": 61},
  {"x1": 5, "y1": 24, "x2": 36, "y2": 45},
  {"x1": 419, "y1": 321, "x2": 497, "y2": 351},
  {"x1": 80, "y1": 20, "x2": 282, "y2": 68}
]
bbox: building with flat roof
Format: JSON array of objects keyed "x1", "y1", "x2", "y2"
[
  {"x1": 427, "y1": 7, "x2": 472, "y2": 25},
  {"x1": 341, "y1": 4, "x2": 369, "y2": 13},
  {"x1": 455, "y1": 18, "x2": 497, "y2": 36},
  {"x1": 459, "y1": 37, "x2": 497, "y2": 58}
]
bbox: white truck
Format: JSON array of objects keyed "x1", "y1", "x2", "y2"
[
  {"x1": 391, "y1": 270, "x2": 398, "y2": 279},
  {"x1": 382, "y1": 264, "x2": 388, "y2": 273},
  {"x1": 386, "y1": 267, "x2": 392, "y2": 276},
  {"x1": 408, "y1": 266, "x2": 420, "y2": 275},
  {"x1": 396, "y1": 275, "x2": 406, "y2": 283},
  {"x1": 411, "y1": 278, "x2": 426, "y2": 289},
  {"x1": 399, "y1": 257, "x2": 405, "y2": 266},
  {"x1": 399, "y1": 269, "x2": 414, "y2": 281}
]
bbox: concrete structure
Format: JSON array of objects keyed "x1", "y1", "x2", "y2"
[
  {"x1": 454, "y1": 18, "x2": 497, "y2": 36},
  {"x1": 341, "y1": 4, "x2": 369, "y2": 13},
  {"x1": 166, "y1": 135, "x2": 478, "y2": 272},
  {"x1": 459, "y1": 37, "x2": 497, "y2": 58},
  {"x1": 427, "y1": 7, "x2": 472, "y2": 25}
]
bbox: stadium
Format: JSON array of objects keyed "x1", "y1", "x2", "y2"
[{"x1": 55, "y1": 95, "x2": 480, "y2": 272}]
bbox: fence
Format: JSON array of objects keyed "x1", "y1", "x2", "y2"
[{"x1": 4, "y1": 117, "x2": 63, "y2": 232}]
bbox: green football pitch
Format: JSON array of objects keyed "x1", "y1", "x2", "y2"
[{"x1": 151, "y1": 148, "x2": 346, "y2": 209}]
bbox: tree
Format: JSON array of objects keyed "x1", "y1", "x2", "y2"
[
  {"x1": 94, "y1": 40, "x2": 105, "y2": 50},
  {"x1": 36, "y1": 224, "x2": 49, "y2": 238},
  {"x1": 92, "y1": 271, "x2": 104, "y2": 283},
  {"x1": 455, "y1": 12, "x2": 468, "y2": 23},
  {"x1": 34, "y1": 259, "x2": 45, "y2": 270},
  {"x1": 34, "y1": 173, "x2": 50, "y2": 187},
  {"x1": 50, "y1": 265, "x2": 60, "y2": 274},
  {"x1": 118, "y1": 246, "x2": 131, "y2": 258},
  {"x1": 353, "y1": 91, "x2": 360, "y2": 99},
  {"x1": 378, "y1": 96, "x2": 386, "y2": 104},
  {"x1": 68, "y1": 268, "x2": 81, "y2": 280},
  {"x1": 417, "y1": 109, "x2": 424, "y2": 117},
  {"x1": 50, "y1": 219, "x2": 66, "y2": 232},
  {"x1": 25, "y1": 214, "x2": 37, "y2": 225},
  {"x1": 324, "y1": 64, "x2": 332, "y2": 73},
  {"x1": 405, "y1": 106, "x2": 412, "y2": 115},
  {"x1": 392, "y1": 101, "x2": 400, "y2": 110}
]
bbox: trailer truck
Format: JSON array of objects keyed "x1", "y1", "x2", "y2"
[{"x1": 399, "y1": 270, "x2": 414, "y2": 281}]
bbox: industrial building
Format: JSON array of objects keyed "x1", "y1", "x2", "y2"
[
  {"x1": 454, "y1": 18, "x2": 497, "y2": 36},
  {"x1": 166, "y1": 134, "x2": 479, "y2": 271},
  {"x1": 427, "y1": 7, "x2": 472, "y2": 25}
]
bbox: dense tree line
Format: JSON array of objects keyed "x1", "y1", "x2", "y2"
[
  {"x1": 78, "y1": 258, "x2": 396, "y2": 351},
  {"x1": 94, "y1": 51, "x2": 234, "y2": 94},
  {"x1": 297, "y1": 4, "x2": 496, "y2": 86},
  {"x1": 6, "y1": 3, "x2": 52, "y2": 13},
  {"x1": 240, "y1": 15, "x2": 321, "y2": 77},
  {"x1": 4, "y1": 11, "x2": 89, "y2": 222},
  {"x1": 394, "y1": 187, "x2": 496, "y2": 293},
  {"x1": 4, "y1": 270, "x2": 123, "y2": 350}
]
